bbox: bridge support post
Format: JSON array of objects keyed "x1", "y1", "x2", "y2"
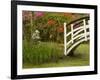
[
  {"x1": 83, "y1": 19, "x2": 87, "y2": 41},
  {"x1": 64, "y1": 22, "x2": 67, "y2": 55},
  {"x1": 71, "y1": 24, "x2": 74, "y2": 43}
]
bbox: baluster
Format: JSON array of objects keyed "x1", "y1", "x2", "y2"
[
  {"x1": 83, "y1": 19, "x2": 87, "y2": 41},
  {"x1": 64, "y1": 22, "x2": 67, "y2": 55},
  {"x1": 71, "y1": 24, "x2": 74, "y2": 43}
]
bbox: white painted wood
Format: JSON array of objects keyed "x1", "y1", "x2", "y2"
[
  {"x1": 73, "y1": 25, "x2": 89, "y2": 37},
  {"x1": 66, "y1": 31, "x2": 71, "y2": 37},
  {"x1": 73, "y1": 25, "x2": 89, "y2": 32},
  {"x1": 78, "y1": 33, "x2": 89, "y2": 40},
  {"x1": 66, "y1": 37, "x2": 90, "y2": 55},
  {"x1": 66, "y1": 25, "x2": 89, "y2": 37},
  {"x1": 71, "y1": 24, "x2": 74, "y2": 43},
  {"x1": 63, "y1": 18, "x2": 90, "y2": 56},
  {"x1": 66, "y1": 32, "x2": 90, "y2": 46},
  {"x1": 73, "y1": 28, "x2": 84, "y2": 37},
  {"x1": 66, "y1": 40, "x2": 72, "y2": 46},
  {"x1": 64, "y1": 22, "x2": 67, "y2": 55},
  {"x1": 83, "y1": 19, "x2": 87, "y2": 41},
  {"x1": 73, "y1": 26, "x2": 83, "y2": 32},
  {"x1": 73, "y1": 32, "x2": 90, "y2": 40}
]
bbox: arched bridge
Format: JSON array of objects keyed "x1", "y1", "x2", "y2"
[{"x1": 64, "y1": 16, "x2": 90, "y2": 56}]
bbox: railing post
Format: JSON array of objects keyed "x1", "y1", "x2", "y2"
[
  {"x1": 71, "y1": 24, "x2": 74, "y2": 43},
  {"x1": 83, "y1": 19, "x2": 87, "y2": 41},
  {"x1": 64, "y1": 22, "x2": 67, "y2": 55}
]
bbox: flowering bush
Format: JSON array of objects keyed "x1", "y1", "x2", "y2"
[
  {"x1": 34, "y1": 12, "x2": 44, "y2": 19},
  {"x1": 47, "y1": 19, "x2": 56, "y2": 25},
  {"x1": 23, "y1": 11, "x2": 87, "y2": 43},
  {"x1": 57, "y1": 26, "x2": 64, "y2": 33}
]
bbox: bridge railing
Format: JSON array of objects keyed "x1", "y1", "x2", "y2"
[{"x1": 64, "y1": 16, "x2": 90, "y2": 55}]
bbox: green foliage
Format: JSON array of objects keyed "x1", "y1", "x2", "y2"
[
  {"x1": 23, "y1": 40, "x2": 64, "y2": 65},
  {"x1": 23, "y1": 23, "x2": 31, "y2": 41},
  {"x1": 23, "y1": 42, "x2": 89, "y2": 68}
]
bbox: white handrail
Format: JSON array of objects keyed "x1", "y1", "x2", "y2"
[
  {"x1": 66, "y1": 25, "x2": 89, "y2": 37},
  {"x1": 73, "y1": 25, "x2": 89, "y2": 37},
  {"x1": 66, "y1": 40, "x2": 72, "y2": 46},
  {"x1": 73, "y1": 26, "x2": 83, "y2": 32},
  {"x1": 66, "y1": 31, "x2": 71, "y2": 37},
  {"x1": 73, "y1": 32, "x2": 89, "y2": 41},
  {"x1": 66, "y1": 32, "x2": 90, "y2": 47}
]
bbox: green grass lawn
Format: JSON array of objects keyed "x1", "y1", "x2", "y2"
[{"x1": 23, "y1": 41, "x2": 89, "y2": 68}]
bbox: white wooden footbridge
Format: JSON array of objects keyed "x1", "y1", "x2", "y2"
[{"x1": 64, "y1": 16, "x2": 90, "y2": 55}]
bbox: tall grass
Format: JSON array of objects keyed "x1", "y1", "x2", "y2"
[
  {"x1": 23, "y1": 42, "x2": 90, "y2": 68},
  {"x1": 23, "y1": 40, "x2": 64, "y2": 65}
]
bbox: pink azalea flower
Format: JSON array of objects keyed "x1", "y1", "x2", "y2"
[{"x1": 34, "y1": 12, "x2": 44, "y2": 18}]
